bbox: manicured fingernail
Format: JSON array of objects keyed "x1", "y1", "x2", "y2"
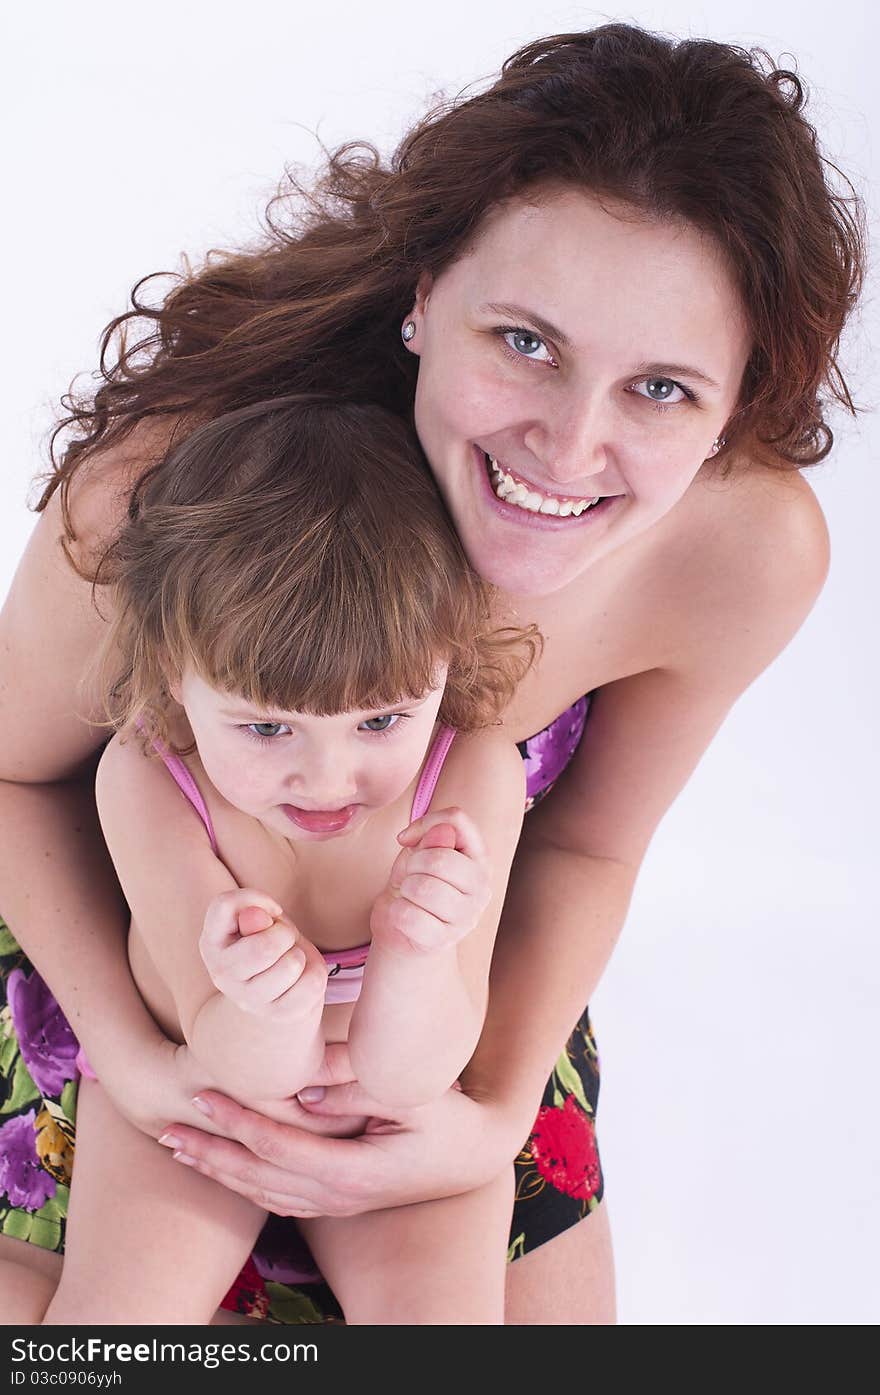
[
  {"x1": 191, "y1": 1095, "x2": 213, "y2": 1117},
  {"x1": 158, "y1": 1132, "x2": 182, "y2": 1149},
  {"x1": 173, "y1": 1151, "x2": 196, "y2": 1167},
  {"x1": 297, "y1": 1087, "x2": 325, "y2": 1104}
]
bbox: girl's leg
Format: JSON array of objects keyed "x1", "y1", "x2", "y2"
[
  {"x1": 299, "y1": 1168, "x2": 514, "y2": 1325},
  {"x1": 504, "y1": 1199, "x2": 617, "y2": 1325},
  {"x1": 42, "y1": 1078, "x2": 266, "y2": 1325}
]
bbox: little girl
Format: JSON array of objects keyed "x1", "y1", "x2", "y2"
[{"x1": 20, "y1": 395, "x2": 541, "y2": 1325}]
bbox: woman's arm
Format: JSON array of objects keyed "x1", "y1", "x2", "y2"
[
  {"x1": 348, "y1": 736, "x2": 526, "y2": 1107},
  {"x1": 0, "y1": 430, "x2": 226, "y2": 1136},
  {"x1": 0, "y1": 460, "x2": 199, "y2": 1131}
]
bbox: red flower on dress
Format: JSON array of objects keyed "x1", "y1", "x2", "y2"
[
  {"x1": 221, "y1": 1255, "x2": 270, "y2": 1320},
  {"x1": 530, "y1": 1095, "x2": 601, "y2": 1200}
]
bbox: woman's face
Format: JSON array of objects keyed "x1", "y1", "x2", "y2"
[{"x1": 408, "y1": 186, "x2": 752, "y2": 597}]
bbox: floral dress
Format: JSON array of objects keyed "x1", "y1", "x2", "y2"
[{"x1": 0, "y1": 695, "x2": 603, "y2": 1323}]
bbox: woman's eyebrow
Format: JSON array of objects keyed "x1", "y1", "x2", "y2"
[
  {"x1": 480, "y1": 301, "x2": 721, "y2": 389},
  {"x1": 630, "y1": 359, "x2": 721, "y2": 390},
  {"x1": 481, "y1": 301, "x2": 571, "y2": 348}
]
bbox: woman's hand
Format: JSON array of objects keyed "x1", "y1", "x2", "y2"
[
  {"x1": 155, "y1": 1055, "x2": 527, "y2": 1218},
  {"x1": 93, "y1": 1028, "x2": 327, "y2": 1143},
  {"x1": 89, "y1": 1028, "x2": 223, "y2": 1141}
]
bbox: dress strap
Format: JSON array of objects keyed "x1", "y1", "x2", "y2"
[{"x1": 410, "y1": 724, "x2": 456, "y2": 821}]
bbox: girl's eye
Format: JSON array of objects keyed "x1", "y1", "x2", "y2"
[
  {"x1": 360, "y1": 714, "x2": 409, "y2": 736},
  {"x1": 244, "y1": 722, "x2": 290, "y2": 744},
  {"x1": 496, "y1": 327, "x2": 557, "y2": 368},
  {"x1": 631, "y1": 377, "x2": 699, "y2": 413}
]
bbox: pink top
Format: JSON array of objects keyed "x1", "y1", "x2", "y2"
[{"x1": 153, "y1": 722, "x2": 457, "y2": 1005}]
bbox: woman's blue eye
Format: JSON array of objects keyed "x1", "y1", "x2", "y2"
[
  {"x1": 360, "y1": 714, "x2": 401, "y2": 734},
  {"x1": 631, "y1": 377, "x2": 699, "y2": 412},
  {"x1": 498, "y1": 327, "x2": 556, "y2": 365}
]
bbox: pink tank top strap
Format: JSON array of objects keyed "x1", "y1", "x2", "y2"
[
  {"x1": 410, "y1": 724, "x2": 456, "y2": 820},
  {"x1": 137, "y1": 724, "x2": 220, "y2": 856}
]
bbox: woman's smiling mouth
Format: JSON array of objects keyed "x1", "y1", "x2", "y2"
[
  {"x1": 486, "y1": 454, "x2": 603, "y2": 515},
  {"x1": 477, "y1": 447, "x2": 620, "y2": 526}
]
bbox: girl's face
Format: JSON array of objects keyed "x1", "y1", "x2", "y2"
[
  {"x1": 174, "y1": 666, "x2": 448, "y2": 842},
  {"x1": 408, "y1": 186, "x2": 753, "y2": 596}
]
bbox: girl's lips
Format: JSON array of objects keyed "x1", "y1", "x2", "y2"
[
  {"x1": 473, "y1": 444, "x2": 621, "y2": 530},
  {"x1": 282, "y1": 804, "x2": 359, "y2": 833}
]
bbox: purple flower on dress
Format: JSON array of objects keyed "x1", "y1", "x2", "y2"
[
  {"x1": 522, "y1": 695, "x2": 590, "y2": 801},
  {"x1": 0, "y1": 1110, "x2": 57, "y2": 1211},
  {"x1": 6, "y1": 969, "x2": 80, "y2": 1097}
]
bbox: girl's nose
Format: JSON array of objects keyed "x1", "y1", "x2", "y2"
[{"x1": 286, "y1": 745, "x2": 358, "y2": 807}]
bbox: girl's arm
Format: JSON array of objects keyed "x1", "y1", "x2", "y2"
[
  {"x1": 94, "y1": 733, "x2": 327, "y2": 1100},
  {"x1": 347, "y1": 735, "x2": 526, "y2": 1108}
]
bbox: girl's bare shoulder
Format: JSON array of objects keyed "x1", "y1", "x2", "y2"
[{"x1": 430, "y1": 726, "x2": 526, "y2": 826}]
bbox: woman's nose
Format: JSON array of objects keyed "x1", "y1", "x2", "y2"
[{"x1": 525, "y1": 393, "x2": 609, "y2": 487}]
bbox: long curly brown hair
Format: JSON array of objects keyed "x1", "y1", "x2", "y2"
[{"x1": 37, "y1": 23, "x2": 866, "y2": 546}]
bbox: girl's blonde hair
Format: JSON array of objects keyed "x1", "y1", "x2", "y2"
[{"x1": 87, "y1": 395, "x2": 542, "y2": 752}]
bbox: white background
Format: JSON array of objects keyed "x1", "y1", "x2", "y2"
[{"x1": 3, "y1": 2, "x2": 877, "y2": 1324}]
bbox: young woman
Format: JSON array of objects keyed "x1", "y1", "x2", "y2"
[{"x1": 0, "y1": 24, "x2": 864, "y2": 1324}]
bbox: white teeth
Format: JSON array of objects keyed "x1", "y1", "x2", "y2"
[{"x1": 487, "y1": 455, "x2": 602, "y2": 517}]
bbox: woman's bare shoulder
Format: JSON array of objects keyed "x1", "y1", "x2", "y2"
[
  {"x1": 0, "y1": 423, "x2": 178, "y2": 782},
  {"x1": 661, "y1": 462, "x2": 830, "y2": 684},
  {"x1": 63, "y1": 417, "x2": 181, "y2": 565}
]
